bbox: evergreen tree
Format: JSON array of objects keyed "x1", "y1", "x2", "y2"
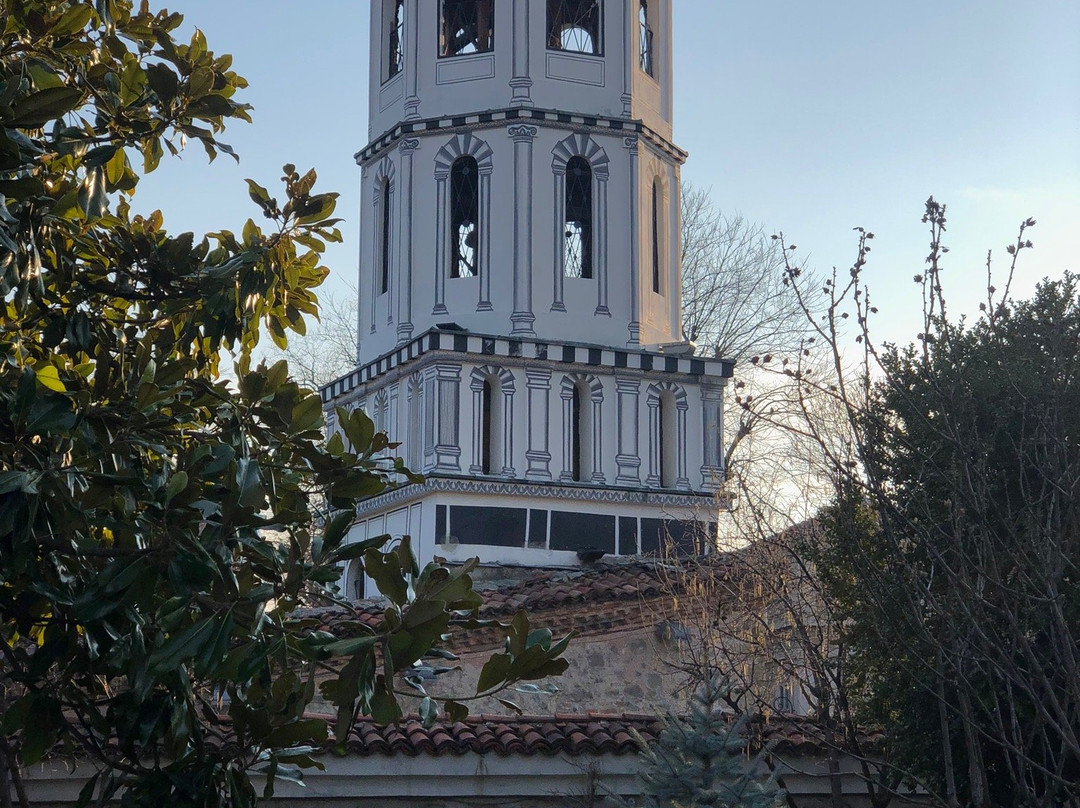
[{"x1": 637, "y1": 676, "x2": 785, "y2": 808}]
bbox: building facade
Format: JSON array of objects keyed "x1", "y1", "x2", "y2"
[{"x1": 321, "y1": 0, "x2": 732, "y2": 594}]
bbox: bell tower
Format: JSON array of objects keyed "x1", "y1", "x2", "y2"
[{"x1": 324, "y1": 0, "x2": 732, "y2": 591}]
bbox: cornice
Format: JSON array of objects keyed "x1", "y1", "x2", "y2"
[{"x1": 355, "y1": 107, "x2": 687, "y2": 166}]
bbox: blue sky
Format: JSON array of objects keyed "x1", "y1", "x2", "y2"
[{"x1": 135, "y1": 1, "x2": 1080, "y2": 347}]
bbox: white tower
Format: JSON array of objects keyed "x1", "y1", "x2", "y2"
[{"x1": 323, "y1": 0, "x2": 732, "y2": 595}]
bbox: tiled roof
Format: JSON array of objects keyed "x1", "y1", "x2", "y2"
[
  {"x1": 302, "y1": 559, "x2": 729, "y2": 645},
  {"x1": 341, "y1": 712, "x2": 659, "y2": 757},
  {"x1": 326, "y1": 712, "x2": 880, "y2": 759}
]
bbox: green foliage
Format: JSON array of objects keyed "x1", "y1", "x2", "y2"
[
  {"x1": 807, "y1": 220, "x2": 1080, "y2": 807},
  {"x1": 636, "y1": 677, "x2": 784, "y2": 808},
  {"x1": 0, "y1": 3, "x2": 570, "y2": 806}
]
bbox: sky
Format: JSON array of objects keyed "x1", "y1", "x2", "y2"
[{"x1": 134, "y1": 0, "x2": 1080, "y2": 348}]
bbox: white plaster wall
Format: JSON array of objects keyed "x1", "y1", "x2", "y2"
[
  {"x1": 356, "y1": 126, "x2": 683, "y2": 363},
  {"x1": 367, "y1": 1, "x2": 676, "y2": 134}
]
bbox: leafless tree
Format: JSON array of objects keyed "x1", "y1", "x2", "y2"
[
  {"x1": 267, "y1": 285, "x2": 358, "y2": 390},
  {"x1": 680, "y1": 184, "x2": 813, "y2": 361}
]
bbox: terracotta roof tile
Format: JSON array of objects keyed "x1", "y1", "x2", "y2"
[{"x1": 333, "y1": 711, "x2": 885, "y2": 760}]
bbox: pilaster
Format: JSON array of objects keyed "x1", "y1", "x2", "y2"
[
  {"x1": 525, "y1": 368, "x2": 552, "y2": 480},
  {"x1": 508, "y1": 124, "x2": 538, "y2": 336}
]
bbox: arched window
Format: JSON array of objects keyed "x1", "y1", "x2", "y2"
[
  {"x1": 547, "y1": 0, "x2": 602, "y2": 55},
  {"x1": 480, "y1": 377, "x2": 503, "y2": 473},
  {"x1": 450, "y1": 156, "x2": 479, "y2": 279},
  {"x1": 441, "y1": 0, "x2": 494, "y2": 56},
  {"x1": 380, "y1": 177, "x2": 392, "y2": 295},
  {"x1": 639, "y1": 0, "x2": 654, "y2": 76},
  {"x1": 570, "y1": 382, "x2": 594, "y2": 481},
  {"x1": 387, "y1": 0, "x2": 405, "y2": 80},
  {"x1": 659, "y1": 390, "x2": 678, "y2": 488},
  {"x1": 651, "y1": 179, "x2": 662, "y2": 294},
  {"x1": 564, "y1": 156, "x2": 593, "y2": 279}
]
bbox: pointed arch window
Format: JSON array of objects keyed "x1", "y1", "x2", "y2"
[
  {"x1": 639, "y1": 0, "x2": 655, "y2": 77},
  {"x1": 651, "y1": 179, "x2": 662, "y2": 294},
  {"x1": 450, "y1": 156, "x2": 479, "y2": 279},
  {"x1": 564, "y1": 156, "x2": 593, "y2": 279},
  {"x1": 380, "y1": 177, "x2": 392, "y2": 295},
  {"x1": 386, "y1": 0, "x2": 405, "y2": 80},
  {"x1": 441, "y1": 0, "x2": 494, "y2": 57},
  {"x1": 547, "y1": 0, "x2": 602, "y2": 55}
]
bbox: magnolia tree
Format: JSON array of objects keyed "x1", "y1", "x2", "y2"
[{"x1": 0, "y1": 4, "x2": 569, "y2": 807}]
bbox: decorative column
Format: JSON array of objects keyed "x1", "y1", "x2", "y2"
[
  {"x1": 356, "y1": 166, "x2": 368, "y2": 355},
  {"x1": 558, "y1": 383, "x2": 575, "y2": 483},
  {"x1": 615, "y1": 376, "x2": 642, "y2": 485},
  {"x1": 469, "y1": 374, "x2": 486, "y2": 476},
  {"x1": 423, "y1": 367, "x2": 437, "y2": 470},
  {"x1": 509, "y1": 0, "x2": 533, "y2": 107},
  {"x1": 525, "y1": 368, "x2": 552, "y2": 480},
  {"x1": 500, "y1": 385, "x2": 515, "y2": 477},
  {"x1": 432, "y1": 166, "x2": 449, "y2": 315},
  {"x1": 403, "y1": 0, "x2": 421, "y2": 119},
  {"x1": 477, "y1": 162, "x2": 494, "y2": 311},
  {"x1": 623, "y1": 137, "x2": 641, "y2": 345},
  {"x1": 434, "y1": 362, "x2": 462, "y2": 472},
  {"x1": 508, "y1": 125, "x2": 538, "y2": 336},
  {"x1": 645, "y1": 394, "x2": 661, "y2": 488},
  {"x1": 396, "y1": 138, "x2": 419, "y2": 343},
  {"x1": 590, "y1": 393, "x2": 605, "y2": 483},
  {"x1": 550, "y1": 162, "x2": 566, "y2": 312},
  {"x1": 594, "y1": 165, "x2": 610, "y2": 316},
  {"x1": 675, "y1": 397, "x2": 691, "y2": 490},
  {"x1": 699, "y1": 381, "x2": 725, "y2": 491},
  {"x1": 667, "y1": 165, "x2": 680, "y2": 338}
]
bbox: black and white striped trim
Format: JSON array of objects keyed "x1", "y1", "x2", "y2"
[
  {"x1": 355, "y1": 107, "x2": 688, "y2": 165},
  {"x1": 320, "y1": 329, "x2": 733, "y2": 404}
]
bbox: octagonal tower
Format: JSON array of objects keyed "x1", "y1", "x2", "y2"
[{"x1": 323, "y1": 0, "x2": 732, "y2": 595}]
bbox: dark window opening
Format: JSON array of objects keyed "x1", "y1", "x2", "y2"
[
  {"x1": 528, "y1": 509, "x2": 549, "y2": 549},
  {"x1": 380, "y1": 178, "x2": 391, "y2": 295},
  {"x1": 387, "y1": 0, "x2": 405, "y2": 80},
  {"x1": 547, "y1": 0, "x2": 602, "y2": 55},
  {"x1": 550, "y1": 511, "x2": 615, "y2": 553},
  {"x1": 448, "y1": 505, "x2": 527, "y2": 547},
  {"x1": 618, "y1": 516, "x2": 639, "y2": 556},
  {"x1": 481, "y1": 379, "x2": 494, "y2": 473},
  {"x1": 564, "y1": 156, "x2": 593, "y2": 279},
  {"x1": 639, "y1": 0, "x2": 654, "y2": 76},
  {"x1": 440, "y1": 0, "x2": 494, "y2": 57},
  {"x1": 651, "y1": 180, "x2": 662, "y2": 294},
  {"x1": 436, "y1": 504, "x2": 448, "y2": 543},
  {"x1": 450, "y1": 156, "x2": 479, "y2": 279}
]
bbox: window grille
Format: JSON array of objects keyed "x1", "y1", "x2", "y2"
[
  {"x1": 440, "y1": 0, "x2": 494, "y2": 57},
  {"x1": 547, "y1": 0, "x2": 602, "y2": 55},
  {"x1": 563, "y1": 156, "x2": 593, "y2": 279},
  {"x1": 387, "y1": 0, "x2": 405, "y2": 79},
  {"x1": 639, "y1": 0, "x2": 654, "y2": 76},
  {"x1": 450, "y1": 156, "x2": 479, "y2": 278}
]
